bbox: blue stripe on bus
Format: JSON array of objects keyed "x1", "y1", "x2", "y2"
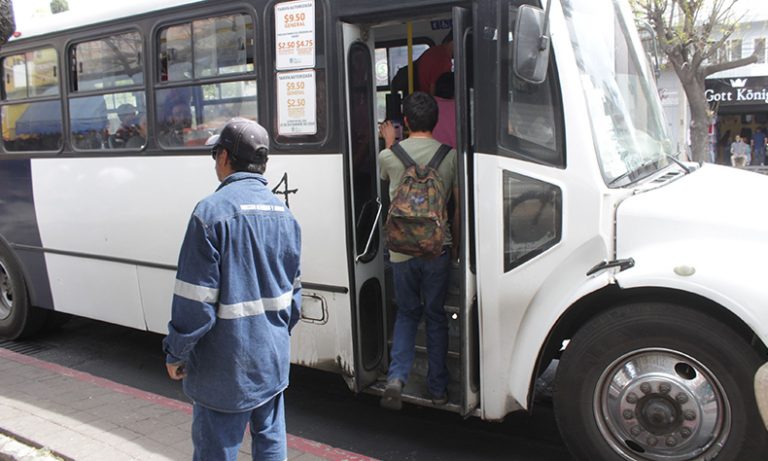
[{"x1": 0, "y1": 158, "x2": 54, "y2": 310}]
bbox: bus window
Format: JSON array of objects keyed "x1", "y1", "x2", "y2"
[
  {"x1": 156, "y1": 14, "x2": 257, "y2": 149},
  {"x1": 1, "y1": 47, "x2": 63, "y2": 152},
  {"x1": 158, "y1": 14, "x2": 255, "y2": 82},
  {"x1": 71, "y1": 32, "x2": 143, "y2": 91},
  {"x1": 69, "y1": 32, "x2": 146, "y2": 150},
  {"x1": 156, "y1": 81, "x2": 257, "y2": 147},
  {"x1": 501, "y1": 5, "x2": 564, "y2": 167}
]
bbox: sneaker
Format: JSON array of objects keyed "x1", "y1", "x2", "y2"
[
  {"x1": 380, "y1": 379, "x2": 404, "y2": 410},
  {"x1": 430, "y1": 391, "x2": 448, "y2": 406}
]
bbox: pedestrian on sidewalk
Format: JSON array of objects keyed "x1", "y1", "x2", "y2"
[{"x1": 163, "y1": 118, "x2": 302, "y2": 461}]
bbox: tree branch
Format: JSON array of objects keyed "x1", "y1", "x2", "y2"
[{"x1": 703, "y1": 52, "x2": 758, "y2": 77}]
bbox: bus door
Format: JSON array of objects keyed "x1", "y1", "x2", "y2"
[
  {"x1": 451, "y1": 6, "x2": 480, "y2": 417},
  {"x1": 471, "y1": 1, "x2": 608, "y2": 417},
  {"x1": 342, "y1": 23, "x2": 388, "y2": 391}
]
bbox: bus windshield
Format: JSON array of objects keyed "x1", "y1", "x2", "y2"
[{"x1": 561, "y1": 0, "x2": 673, "y2": 187}]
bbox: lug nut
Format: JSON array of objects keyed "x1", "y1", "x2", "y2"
[
  {"x1": 626, "y1": 392, "x2": 639, "y2": 404},
  {"x1": 623, "y1": 409, "x2": 634, "y2": 420},
  {"x1": 630, "y1": 425, "x2": 642, "y2": 436},
  {"x1": 659, "y1": 383, "x2": 671, "y2": 394},
  {"x1": 666, "y1": 436, "x2": 678, "y2": 447},
  {"x1": 680, "y1": 427, "x2": 692, "y2": 439},
  {"x1": 676, "y1": 393, "x2": 689, "y2": 404},
  {"x1": 647, "y1": 436, "x2": 658, "y2": 447},
  {"x1": 684, "y1": 410, "x2": 697, "y2": 421},
  {"x1": 640, "y1": 382, "x2": 652, "y2": 394}
]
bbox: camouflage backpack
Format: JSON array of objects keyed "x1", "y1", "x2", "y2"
[{"x1": 385, "y1": 142, "x2": 451, "y2": 258}]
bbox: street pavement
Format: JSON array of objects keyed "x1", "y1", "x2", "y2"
[{"x1": 0, "y1": 348, "x2": 375, "y2": 461}]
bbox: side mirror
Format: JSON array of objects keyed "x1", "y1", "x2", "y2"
[{"x1": 513, "y1": 4, "x2": 551, "y2": 85}]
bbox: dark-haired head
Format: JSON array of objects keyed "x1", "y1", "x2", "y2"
[{"x1": 403, "y1": 92, "x2": 438, "y2": 133}]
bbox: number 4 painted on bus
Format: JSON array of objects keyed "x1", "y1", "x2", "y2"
[{"x1": 272, "y1": 172, "x2": 298, "y2": 207}]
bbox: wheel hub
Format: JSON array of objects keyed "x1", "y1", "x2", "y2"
[
  {"x1": 595, "y1": 349, "x2": 729, "y2": 461},
  {"x1": 0, "y1": 259, "x2": 13, "y2": 320}
]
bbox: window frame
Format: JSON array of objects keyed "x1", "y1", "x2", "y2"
[
  {"x1": 0, "y1": 45, "x2": 65, "y2": 154},
  {"x1": 153, "y1": 10, "x2": 259, "y2": 152},
  {"x1": 67, "y1": 29, "x2": 147, "y2": 152},
  {"x1": 497, "y1": 3, "x2": 566, "y2": 168}
]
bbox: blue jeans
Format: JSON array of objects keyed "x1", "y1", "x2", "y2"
[
  {"x1": 388, "y1": 251, "x2": 451, "y2": 397},
  {"x1": 192, "y1": 392, "x2": 286, "y2": 461}
]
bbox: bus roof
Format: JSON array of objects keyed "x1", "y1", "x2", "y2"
[{"x1": 10, "y1": 0, "x2": 205, "y2": 42}]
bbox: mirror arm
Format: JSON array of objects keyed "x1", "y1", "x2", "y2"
[{"x1": 539, "y1": 0, "x2": 552, "y2": 51}]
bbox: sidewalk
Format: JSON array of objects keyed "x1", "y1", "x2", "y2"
[{"x1": 0, "y1": 348, "x2": 376, "y2": 461}]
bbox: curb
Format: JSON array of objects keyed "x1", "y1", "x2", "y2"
[{"x1": 0, "y1": 430, "x2": 65, "y2": 461}]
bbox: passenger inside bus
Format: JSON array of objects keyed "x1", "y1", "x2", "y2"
[
  {"x1": 125, "y1": 113, "x2": 147, "y2": 148},
  {"x1": 108, "y1": 104, "x2": 139, "y2": 148},
  {"x1": 159, "y1": 101, "x2": 192, "y2": 146},
  {"x1": 416, "y1": 30, "x2": 453, "y2": 95}
]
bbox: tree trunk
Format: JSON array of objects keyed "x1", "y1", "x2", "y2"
[
  {"x1": 0, "y1": 0, "x2": 15, "y2": 48},
  {"x1": 679, "y1": 73, "x2": 712, "y2": 163}
]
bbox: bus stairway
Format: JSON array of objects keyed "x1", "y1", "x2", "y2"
[{"x1": 374, "y1": 292, "x2": 464, "y2": 412}]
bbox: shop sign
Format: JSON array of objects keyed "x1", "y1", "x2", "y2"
[{"x1": 705, "y1": 76, "x2": 768, "y2": 106}]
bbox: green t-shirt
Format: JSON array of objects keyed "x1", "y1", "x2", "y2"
[{"x1": 378, "y1": 137, "x2": 457, "y2": 263}]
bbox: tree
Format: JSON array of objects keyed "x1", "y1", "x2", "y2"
[
  {"x1": 50, "y1": 0, "x2": 69, "y2": 14},
  {"x1": 633, "y1": 0, "x2": 758, "y2": 162},
  {"x1": 0, "y1": 0, "x2": 15, "y2": 48}
]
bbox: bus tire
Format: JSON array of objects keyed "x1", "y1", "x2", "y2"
[
  {"x1": 553, "y1": 302, "x2": 768, "y2": 461},
  {"x1": 0, "y1": 244, "x2": 47, "y2": 340}
]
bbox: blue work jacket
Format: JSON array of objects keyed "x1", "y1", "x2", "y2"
[{"x1": 163, "y1": 172, "x2": 302, "y2": 412}]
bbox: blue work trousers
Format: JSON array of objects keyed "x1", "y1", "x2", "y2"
[
  {"x1": 192, "y1": 392, "x2": 286, "y2": 461},
  {"x1": 388, "y1": 251, "x2": 451, "y2": 397}
]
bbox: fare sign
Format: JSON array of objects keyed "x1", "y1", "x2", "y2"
[
  {"x1": 277, "y1": 70, "x2": 317, "y2": 136},
  {"x1": 275, "y1": 0, "x2": 315, "y2": 70}
]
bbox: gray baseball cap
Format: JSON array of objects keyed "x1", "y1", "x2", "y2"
[{"x1": 208, "y1": 118, "x2": 269, "y2": 162}]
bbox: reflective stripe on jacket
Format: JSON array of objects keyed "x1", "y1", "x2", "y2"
[{"x1": 163, "y1": 172, "x2": 302, "y2": 412}]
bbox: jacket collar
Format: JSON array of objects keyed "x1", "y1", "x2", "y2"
[{"x1": 217, "y1": 172, "x2": 268, "y2": 191}]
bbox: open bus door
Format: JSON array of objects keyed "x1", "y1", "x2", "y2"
[
  {"x1": 341, "y1": 23, "x2": 388, "y2": 392},
  {"x1": 452, "y1": 5, "x2": 480, "y2": 417}
]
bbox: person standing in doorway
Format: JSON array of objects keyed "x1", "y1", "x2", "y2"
[
  {"x1": 163, "y1": 118, "x2": 302, "y2": 461},
  {"x1": 378, "y1": 92, "x2": 459, "y2": 409},
  {"x1": 417, "y1": 30, "x2": 454, "y2": 95},
  {"x1": 752, "y1": 127, "x2": 766, "y2": 166}
]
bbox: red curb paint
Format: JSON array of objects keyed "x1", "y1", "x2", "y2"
[{"x1": 0, "y1": 348, "x2": 378, "y2": 461}]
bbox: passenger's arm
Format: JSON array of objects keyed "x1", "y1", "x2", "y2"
[{"x1": 162, "y1": 214, "x2": 219, "y2": 371}]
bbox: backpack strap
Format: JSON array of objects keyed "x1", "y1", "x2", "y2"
[
  {"x1": 427, "y1": 144, "x2": 452, "y2": 170},
  {"x1": 390, "y1": 142, "x2": 417, "y2": 168}
]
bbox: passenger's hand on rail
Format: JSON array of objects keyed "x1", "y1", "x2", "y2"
[
  {"x1": 379, "y1": 120, "x2": 396, "y2": 149},
  {"x1": 166, "y1": 362, "x2": 187, "y2": 380}
]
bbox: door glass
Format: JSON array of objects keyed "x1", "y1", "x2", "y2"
[
  {"x1": 348, "y1": 42, "x2": 379, "y2": 260},
  {"x1": 503, "y1": 171, "x2": 562, "y2": 271},
  {"x1": 501, "y1": 4, "x2": 564, "y2": 166}
]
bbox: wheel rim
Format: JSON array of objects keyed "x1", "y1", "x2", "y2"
[
  {"x1": 0, "y1": 259, "x2": 13, "y2": 320},
  {"x1": 594, "y1": 348, "x2": 730, "y2": 461}
]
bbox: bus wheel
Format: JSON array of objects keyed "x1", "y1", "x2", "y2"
[
  {"x1": 0, "y1": 244, "x2": 45, "y2": 340},
  {"x1": 554, "y1": 302, "x2": 767, "y2": 461}
]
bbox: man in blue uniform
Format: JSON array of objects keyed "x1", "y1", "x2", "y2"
[{"x1": 163, "y1": 118, "x2": 302, "y2": 461}]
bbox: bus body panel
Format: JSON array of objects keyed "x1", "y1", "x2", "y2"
[
  {"x1": 473, "y1": 0, "x2": 621, "y2": 419},
  {"x1": 614, "y1": 164, "x2": 768, "y2": 346},
  {"x1": 27, "y1": 153, "x2": 356, "y2": 373},
  {"x1": 0, "y1": 159, "x2": 54, "y2": 309}
]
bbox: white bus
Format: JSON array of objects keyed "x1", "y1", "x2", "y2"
[{"x1": 1, "y1": 1, "x2": 766, "y2": 459}]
